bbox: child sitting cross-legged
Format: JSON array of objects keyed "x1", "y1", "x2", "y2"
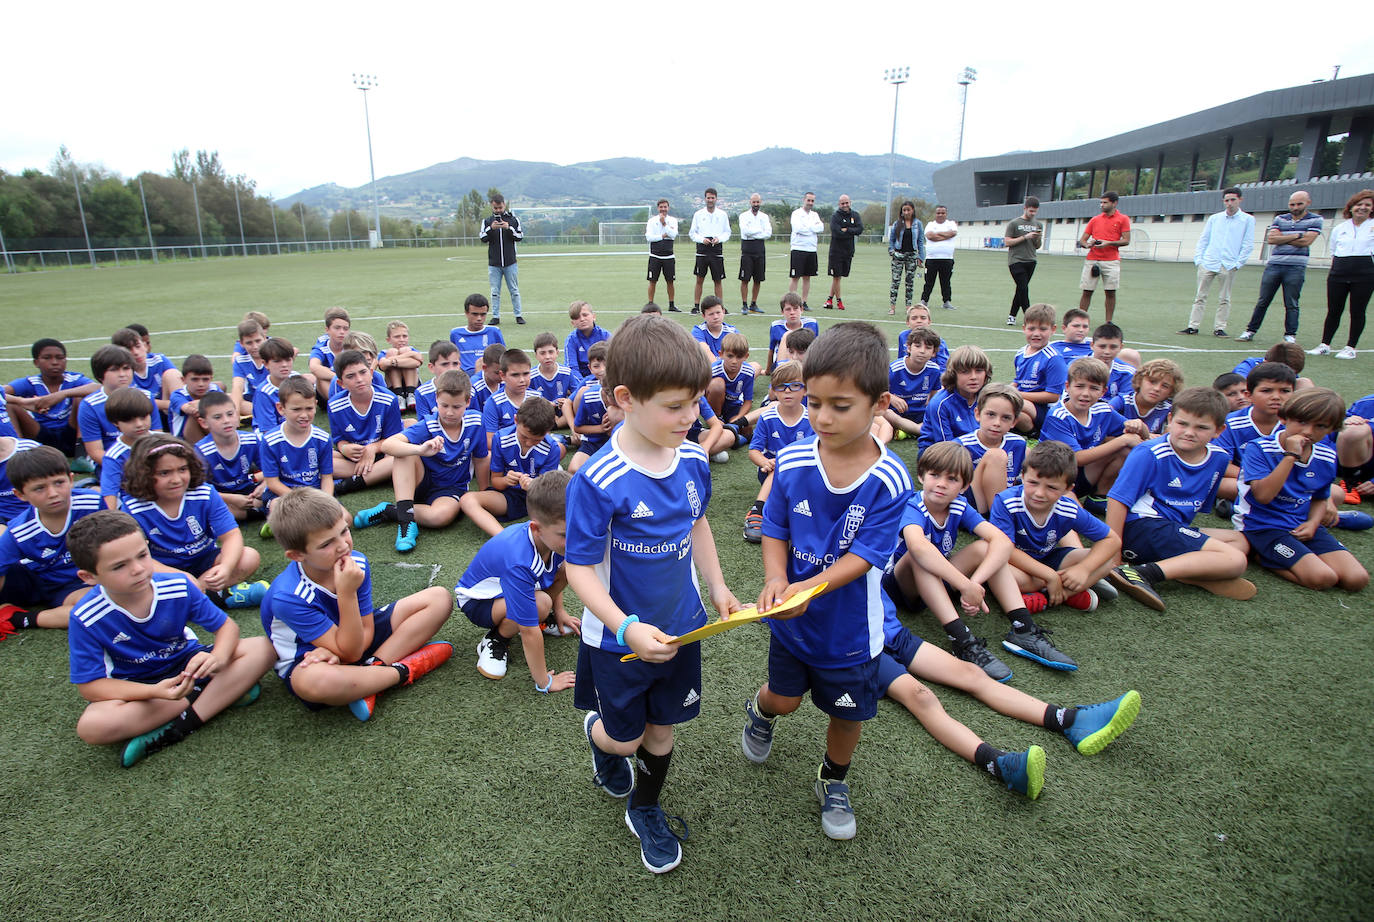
[
  {"x1": 1109, "y1": 358, "x2": 1182, "y2": 436},
  {"x1": 460, "y1": 395, "x2": 560, "y2": 538},
  {"x1": 65, "y1": 509, "x2": 275, "y2": 766},
  {"x1": 955, "y1": 383, "x2": 1028, "y2": 515},
  {"x1": 742, "y1": 361, "x2": 812, "y2": 543},
  {"x1": 194, "y1": 390, "x2": 265, "y2": 522},
  {"x1": 884, "y1": 327, "x2": 943, "y2": 440},
  {"x1": 1040, "y1": 357, "x2": 1148, "y2": 509},
  {"x1": 327, "y1": 349, "x2": 404, "y2": 496}
]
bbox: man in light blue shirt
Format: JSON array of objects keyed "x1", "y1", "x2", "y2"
[{"x1": 1181, "y1": 188, "x2": 1255, "y2": 337}]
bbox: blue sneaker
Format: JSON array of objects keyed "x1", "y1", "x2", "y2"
[
  {"x1": 353, "y1": 501, "x2": 392, "y2": 529},
  {"x1": 584, "y1": 712, "x2": 634, "y2": 797},
  {"x1": 1065, "y1": 690, "x2": 1141, "y2": 755},
  {"x1": 348, "y1": 694, "x2": 376, "y2": 722},
  {"x1": 120, "y1": 720, "x2": 189, "y2": 767},
  {"x1": 995, "y1": 745, "x2": 1046, "y2": 799},
  {"x1": 814, "y1": 770, "x2": 857, "y2": 840},
  {"x1": 1336, "y1": 510, "x2": 1374, "y2": 530},
  {"x1": 624, "y1": 803, "x2": 688, "y2": 873},
  {"x1": 223, "y1": 580, "x2": 269, "y2": 609},
  {"x1": 1081, "y1": 495, "x2": 1108, "y2": 515},
  {"x1": 741, "y1": 694, "x2": 776, "y2": 763},
  {"x1": 395, "y1": 522, "x2": 419, "y2": 553},
  {"x1": 234, "y1": 683, "x2": 261, "y2": 708}
]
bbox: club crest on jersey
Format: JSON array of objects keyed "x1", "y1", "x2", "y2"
[
  {"x1": 686, "y1": 480, "x2": 702, "y2": 518},
  {"x1": 308, "y1": 448, "x2": 318, "y2": 466},
  {"x1": 187, "y1": 517, "x2": 203, "y2": 537},
  {"x1": 839, "y1": 504, "x2": 866, "y2": 551}
]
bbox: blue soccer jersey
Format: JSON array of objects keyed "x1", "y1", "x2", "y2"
[
  {"x1": 1040, "y1": 401, "x2": 1127, "y2": 452},
  {"x1": 888, "y1": 358, "x2": 942, "y2": 422},
  {"x1": 0, "y1": 438, "x2": 40, "y2": 521},
  {"x1": 1105, "y1": 359, "x2": 1136, "y2": 399},
  {"x1": 693, "y1": 321, "x2": 739, "y2": 357},
  {"x1": 327, "y1": 369, "x2": 387, "y2": 400},
  {"x1": 78, "y1": 389, "x2": 121, "y2": 450},
  {"x1": 529, "y1": 365, "x2": 582, "y2": 404},
  {"x1": 260, "y1": 425, "x2": 333, "y2": 489},
  {"x1": 231, "y1": 352, "x2": 268, "y2": 399},
  {"x1": 565, "y1": 432, "x2": 712, "y2": 653},
  {"x1": 490, "y1": 425, "x2": 560, "y2": 501},
  {"x1": 896, "y1": 330, "x2": 950, "y2": 369},
  {"x1": 573, "y1": 381, "x2": 611, "y2": 454},
  {"x1": 565, "y1": 326, "x2": 610, "y2": 377},
  {"x1": 1347, "y1": 394, "x2": 1374, "y2": 422},
  {"x1": 769, "y1": 318, "x2": 820, "y2": 355},
  {"x1": 1232, "y1": 356, "x2": 1263, "y2": 378},
  {"x1": 990, "y1": 485, "x2": 1110, "y2": 558},
  {"x1": 956, "y1": 430, "x2": 1028, "y2": 486},
  {"x1": 1109, "y1": 394, "x2": 1171, "y2": 435},
  {"x1": 132, "y1": 354, "x2": 177, "y2": 428},
  {"x1": 119, "y1": 485, "x2": 237, "y2": 569},
  {"x1": 327, "y1": 388, "x2": 403, "y2": 448},
  {"x1": 899, "y1": 491, "x2": 986, "y2": 557},
  {"x1": 711, "y1": 359, "x2": 755, "y2": 413},
  {"x1": 449, "y1": 326, "x2": 506, "y2": 376},
  {"x1": 0, "y1": 405, "x2": 16, "y2": 440},
  {"x1": 749, "y1": 405, "x2": 814, "y2": 462},
  {"x1": 251, "y1": 378, "x2": 287, "y2": 433},
  {"x1": 1236, "y1": 433, "x2": 1339, "y2": 532},
  {"x1": 414, "y1": 379, "x2": 440, "y2": 419},
  {"x1": 195, "y1": 431, "x2": 261, "y2": 494},
  {"x1": 1055, "y1": 340, "x2": 1094, "y2": 362},
  {"x1": 482, "y1": 390, "x2": 527, "y2": 436},
  {"x1": 762, "y1": 438, "x2": 912, "y2": 669},
  {"x1": 1215, "y1": 407, "x2": 1283, "y2": 464},
  {"x1": 167, "y1": 385, "x2": 223, "y2": 438},
  {"x1": 0, "y1": 488, "x2": 104, "y2": 594},
  {"x1": 68, "y1": 573, "x2": 225, "y2": 684},
  {"x1": 399, "y1": 412, "x2": 487, "y2": 490},
  {"x1": 1108, "y1": 435, "x2": 1229, "y2": 526},
  {"x1": 918, "y1": 389, "x2": 980, "y2": 452},
  {"x1": 469, "y1": 374, "x2": 497, "y2": 412},
  {"x1": 309, "y1": 336, "x2": 340, "y2": 372},
  {"x1": 261, "y1": 551, "x2": 375, "y2": 677},
  {"x1": 454, "y1": 522, "x2": 564, "y2": 628},
  {"x1": 8, "y1": 372, "x2": 92, "y2": 432},
  {"x1": 1012, "y1": 345, "x2": 1067, "y2": 397},
  {"x1": 100, "y1": 438, "x2": 135, "y2": 499}
]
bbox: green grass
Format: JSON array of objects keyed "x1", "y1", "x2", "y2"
[{"x1": 0, "y1": 245, "x2": 1371, "y2": 921}]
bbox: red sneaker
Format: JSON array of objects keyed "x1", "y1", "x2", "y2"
[
  {"x1": 1342, "y1": 480, "x2": 1361, "y2": 504},
  {"x1": 395, "y1": 641, "x2": 454, "y2": 686},
  {"x1": 1064, "y1": 588, "x2": 1100, "y2": 612},
  {"x1": 1020, "y1": 591, "x2": 1049, "y2": 614},
  {"x1": 836, "y1": 298, "x2": 845, "y2": 311}
]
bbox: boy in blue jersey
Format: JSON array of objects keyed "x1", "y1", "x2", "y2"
[
  {"x1": 5, "y1": 338, "x2": 97, "y2": 459},
  {"x1": 1337, "y1": 392, "x2": 1374, "y2": 501},
  {"x1": 77, "y1": 345, "x2": 137, "y2": 465},
  {"x1": 251, "y1": 337, "x2": 309, "y2": 434},
  {"x1": 413, "y1": 341, "x2": 465, "y2": 419},
  {"x1": 357, "y1": 371, "x2": 488, "y2": 552},
  {"x1": 1090, "y1": 322, "x2": 1137, "y2": 399},
  {"x1": 65, "y1": 510, "x2": 274, "y2": 766},
  {"x1": 884, "y1": 327, "x2": 942, "y2": 439},
  {"x1": 896, "y1": 304, "x2": 950, "y2": 371},
  {"x1": 0, "y1": 435, "x2": 41, "y2": 524},
  {"x1": 1055, "y1": 308, "x2": 1094, "y2": 361},
  {"x1": 469, "y1": 342, "x2": 506, "y2": 414},
  {"x1": 167, "y1": 354, "x2": 218, "y2": 443},
  {"x1": 230, "y1": 318, "x2": 268, "y2": 417},
  {"x1": 742, "y1": 322, "x2": 912, "y2": 842},
  {"x1": 918, "y1": 345, "x2": 992, "y2": 453},
  {"x1": 481, "y1": 348, "x2": 534, "y2": 449},
  {"x1": 1232, "y1": 343, "x2": 1312, "y2": 390},
  {"x1": 767, "y1": 292, "x2": 819, "y2": 373},
  {"x1": 883, "y1": 442, "x2": 1023, "y2": 682},
  {"x1": 260, "y1": 488, "x2": 454, "y2": 721},
  {"x1": 568, "y1": 341, "x2": 614, "y2": 475},
  {"x1": 450, "y1": 293, "x2": 506, "y2": 376},
  {"x1": 112, "y1": 327, "x2": 181, "y2": 430},
  {"x1": 1212, "y1": 362, "x2": 1296, "y2": 512},
  {"x1": 1041, "y1": 357, "x2": 1147, "y2": 504},
  {"x1": 530, "y1": 331, "x2": 583, "y2": 434},
  {"x1": 459, "y1": 470, "x2": 579, "y2": 688},
  {"x1": 461, "y1": 396, "x2": 560, "y2": 538},
  {"x1": 1213, "y1": 372, "x2": 1249, "y2": 412},
  {"x1": 706, "y1": 332, "x2": 755, "y2": 444},
  {"x1": 990, "y1": 442, "x2": 1123, "y2": 671},
  {"x1": 1106, "y1": 387, "x2": 1254, "y2": 611},
  {"x1": 565, "y1": 314, "x2": 739, "y2": 874},
  {"x1": 379, "y1": 321, "x2": 423, "y2": 410},
  {"x1": 195, "y1": 390, "x2": 265, "y2": 521},
  {"x1": 692, "y1": 296, "x2": 737, "y2": 360},
  {"x1": 956, "y1": 384, "x2": 1028, "y2": 515},
  {"x1": 0, "y1": 447, "x2": 108, "y2": 633},
  {"x1": 327, "y1": 349, "x2": 404, "y2": 495},
  {"x1": 307, "y1": 306, "x2": 351, "y2": 401},
  {"x1": 98, "y1": 388, "x2": 156, "y2": 508},
  {"x1": 1011, "y1": 304, "x2": 1068, "y2": 433},
  {"x1": 1236, "y1": 389, "x2": 1368, "y2": 592},
  {"x1": 565, "y1": 300, "x2": 610, "y2": 378},
  {"x1": 1109, "y1": 358, "x2": 1181, "y2": 436},
  {"x1": 261, "y1": 377, "x2": 334, "y2": 506},
  {"x1": 742, "y1": 361, "x2": 812, "y2": 543},
  {"x1": 332, "y1": 331, "x2": 390, "y2": 400}
]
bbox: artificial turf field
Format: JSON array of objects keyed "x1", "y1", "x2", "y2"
[{"x1": 0, "y1": 243, "x2": 1371, "y2": 921}]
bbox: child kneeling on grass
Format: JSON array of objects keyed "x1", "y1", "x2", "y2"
[
  {"x1": 66, "y1": 510, "x2": 275, "y2": 767},
  {"x1": 259, "y1": 488, "x2": 454, "y2": 722}
]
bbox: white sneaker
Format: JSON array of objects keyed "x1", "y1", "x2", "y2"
[
  {"x1": 1235, "y1": 331, "x2": 1255, "y2": 342},
  {"x1": 1335, "y1": 346, "x2": 1358, "y2": 359},
  {"x1": 1006, "y1": 315, "x2": 1017, "y2": 326},
  {"x1": 1308, "y1": 343, "x2": 1332, "y2": 356},
  {"x1": 476, "y1": 636, "x2": 509, "y2": 679},
  {"x1": 1283, "y1": 335, "x2": 1297, "y2": 344},
  {"x1": 711, "y1": 451, "x2": 729, "y2": 463}
]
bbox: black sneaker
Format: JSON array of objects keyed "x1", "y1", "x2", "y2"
[
  {"x1": 802, "y1": 302, "x2": 810, "y2": 311},
  {"x1": 1214, "y1": 498, "x2": 1235, "y2": 519},
  {"x1": 489, "y1": 317, "x2": 501, "y2": 326},
  {"x1": 1002, "y1": 625, "x2": 1078, "y2": 671},
  {"x1": 516, "y1": 315, "x2": 527, "y2": 325},
  {"x1": 954, "y1": 636, "x2": 1013, "y2": 682},
  {"x1": 668, "y1": 305, "x2": 683, "y2": 313},
  {"x1": 1176, "y1": 326, "x2": 1198, "y2": 335},
  {"x1": 1212, "y1": 329, "x2": 1227, "y2": 337},
  {"x1": 690, "y1": 305, "x2": 700, "y2": 314},
  {"x1": 1108, "y1": 565, "x2": 1165, "y2": 612},
  {"x1": 121, "y1": 720, "x2": 190, "y2": 767}
]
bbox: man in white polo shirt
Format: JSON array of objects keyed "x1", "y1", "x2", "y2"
[
  {"x1": 738, "y1": 193, "x2": 772, "y2": 315},
  {"x1": 690, "y1": 187, "x2": 731, "y2": 314},
  {"x1": 921, "y1": 205, "x2": 958, "y2": 310},
  {"x1": 787, "y1": 192, "x2": 824, "y2": 309}
]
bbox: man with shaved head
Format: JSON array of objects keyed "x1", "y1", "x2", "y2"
[
  {"x1": 1238, "y1": 190, "x2": 1323, "y2": 344},
  {"x1": 738, "y1": 193, "x2": 771, "y2": 314},
  {"x1": 824, "y1": 195, "x2": 863, "y2": 311}
]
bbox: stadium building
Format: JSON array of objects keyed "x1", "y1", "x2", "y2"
[{"x1": 932, "y1": 73, "x2": 1374, "y2": 264}]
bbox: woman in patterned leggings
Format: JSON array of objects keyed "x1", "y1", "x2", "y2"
[{"x1": 888, "y1": 201, "x2": 926, "y2": 314}]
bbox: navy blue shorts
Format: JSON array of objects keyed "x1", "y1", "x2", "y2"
[
  {"x1": 175, "y1": 547, "x2": 221, "y2": 579},
  {"x1": 766, "y1": 634, "x2": 880, "y2": 721},
  {"x1": 416, "y1": 470, "x2": 465, "y2": 505},
  {"x1": 1028, "y1": 545, "x2": 1076, "y2": 570},
  {"x1": 1073, "y1": 467, "x2": 1100, "y2": 499},
  {"x1": 459, "y1": 596, "x2": 497, "y2": 630},
  {"x1": 876, "y1": 626, "x2": 924, "y2": 695},
  {"x1": 1123, "y1": 518, "x2": 1209, "y2": 564},
  {"x1": 0, "y1": 568, "x2": 88, "y2": 609},
  {"x1": 1246, "y1": 526, "x2": 1347, "y2": 571},
  {"x1": 281, "y1": 601, "x2": 396, "y2": 707},
  {"x1": 573, "y1": 641, "x2": 702, "y2": 743},
  {"x1": 498, "y1": 489, "x2": 528, "y2": 522},
  {"x1": 575, "y1": 439, "x2": 604, "y2": 457}
]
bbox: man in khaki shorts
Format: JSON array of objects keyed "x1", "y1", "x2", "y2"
[{"x1": 1077, "y1": 191, "x2": 1131, "y2": 323}]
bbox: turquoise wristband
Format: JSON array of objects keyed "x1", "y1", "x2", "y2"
[
  {"x1": 616, "y1": 615, "x2": 640, "y2": 647},
  {"x1": 534, "y1": 672, "x2": 553, "y2": 694}
]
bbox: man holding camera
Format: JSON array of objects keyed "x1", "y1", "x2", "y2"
[
  {"x1": 481, "y1": 194, "x2": 524, "y2": 325},
  {"x1": 1077, "y1": 191, "x2": 1131, "y2": 323}
]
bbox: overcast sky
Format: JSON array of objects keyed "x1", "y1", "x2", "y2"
[{"x1": 6, "y1": 2, "x2": 1372, "y2": 201}]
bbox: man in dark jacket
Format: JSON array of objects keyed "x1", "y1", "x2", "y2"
[
  {"x1": 824, "y1": 195, "x2": 863, "y2": 310},
  {"x1": 480, "y1": 194, "x2": 524, "y2": 325}
]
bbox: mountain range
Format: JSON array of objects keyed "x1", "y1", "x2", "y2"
[{"x1": 281, "y1": 147, "x2": 945, "y2": 222}]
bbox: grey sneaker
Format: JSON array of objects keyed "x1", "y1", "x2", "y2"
[
  {"x1": 1235, "y1": 330, "x2": 1255, "y2": 342},
  {"x1": 1092, "y1": 577, "x2": 1118, "y2": 602},
  {"x1": 1283, "y1": 335, "x2": 1297, "y2": 344},
  {"x1": 1108, "y1": 564, "x2": 1165, "y2": 612},
  {"x1": 942, "y1": 301, "x2": 955, "y2": 311},
  {"x1": 815, "y1": 770, "x2": 857, "y2": 840},
  {"x1": 741, "y1": 694, "x2": 776, "y2": 763},
  {"x1": 1002, "y1": 625, "x2": 1078, "y2": 671},
  {"x1": 953, "y1": 636, "x2": 1012, "y2": 682}
]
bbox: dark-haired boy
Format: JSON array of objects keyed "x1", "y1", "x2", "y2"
[
  {"x1": 167, "y1": 354, "x2": 220, "y2": 442},
  {"x1": 742, "y1": 322, "x2": 912, "y2": 841},
  {"x1": 5, "y1": 338, "x2": 97, "y2": 459},
  {"x1": 1090, "y1": 323, "x2": 1137, "y2": 399},
  {"x1": 195, "y1": 390, "x2": 265, "y2": 521},
  {"x1": 481, "y1": 348, "x2": 534, "y2": 449},
  {"x1": 767, "y1": 293, "x2": 819, "y2": 374},
  {"x1": 98, "y1": 389, "x2": 156, "y2": 509},
  {"x1": 112, "y1": 327, "x2": 181, "y2": 429},
  {"x1": 460, "y1": 395, "x2": 560, "y2": 538},
  {"x1": 78, "y1": 345, "x2": 139, "y2": 465},
  {"x1": 1055, "y1": 308, "x2": 1094, "y2": 361},
  {"x1": 251, "y1": 337, "x2": 304, "y2": 434},
  {"x1": 327, "y1": 349, "x2": 403, "y2": 495},
  {"x1": 706, "y1": 332, "x2": 755, "y2": 444},
  {"x1": 260, "y1": 487, "x2": 454, "y2": 721},
  {"x1": 1212, "y1": 361, "x2": 1297, "y2": 515},
  {"x1": 65, "y1": 509, "x2": 274, "y2": 766},
  {"x1": 530, "y1": 331, "x2": 582, "y2": 434},
  {"x1": 884, "y1": 327, "x2": 942, "y2": 439},
  {"x1": 229, "y1": 318, "x2": 269, "y2": 417},
  {"x1": 1213, "y1": 372, "x2": 1249, "y2": 412},
  {"x1": 693, "y1": 296, "x2": 737, "y2": 360},
  {"x1": 1040, "y1": 357, "x2": 1147, "y2": 502},
  {"x1": 469, "y1": 342, "x2": 507, "y2": 414},
  {"x1": 450, "y1": 294, "x2": 506, "y2": 376},
  {"x1": 307, "y1": 306, "x2": 351, "y2": 401},
  {"x1": 414, "y1": 341, "x2": 464, "y2": 419}
]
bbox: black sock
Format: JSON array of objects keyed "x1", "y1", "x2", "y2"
[
  {"x1": 395, "y1": 500, "x2": 414, "y2": 527},
  {"x1": 631, "y1": 746, "x2": 672, "y2": 808},
  {"x1": 820, "y1": 753, "x2": 849, "y2": 782},
  {"x1": 742, "y1": 301, "x2": 749, "y2": 310},
  {"x1": 749, "y1": 301, "x2": 757, "y2": 309},
  {"x1": 392, "y1": 660, "x2": 411, "y2": 686},
  {"x1": 750, "y1": 499, "x2": 765, "y2": 516},
  {"x1": 755, "y1": 691, "x2": 779, "y2": 720},
  {"x1": 1136, "y1": 562, "x2": 1164, "y2": 584},
  {"x1": 1043, "y1": 705, "x2": 1078, "y2": 732},
  {"x1": 668, "y1": 301, "x2": 676, "y2": 309},
  {"x1": 170, "y1": 705, "x2": 204, "y2": 738},
  {"x1": 5, "y1": 608, "x2": 37, "y2": 630},
  {"x1": 243, "y1": 507, "x2": 266, "y2": 522},
  {"x1": 334, "y1": 474, "x2": 366, "y2": 495},
  {"x1": 205, "y1": 589, "x2": 226, "y2": 608},
  {"x1": 1007, "y1": 607, "x2": 1036, "y2": 632},
  {"x1": 944, "y1": 616, "x2": 974, "y2": 648},
  {"x1": 974, "y1": 742, "x2": 1006, "y2": 778}
]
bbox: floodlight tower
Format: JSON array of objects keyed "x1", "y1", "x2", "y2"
[
  {"x1": 956, "y1": 67, "x2": 977, "y2": 161},
  {"x1": 353, "y1": 73, "x2": 382, "y2": 248},
  {"x1": 882, "y1": 66, "x2": 910, "y2": 241}
]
